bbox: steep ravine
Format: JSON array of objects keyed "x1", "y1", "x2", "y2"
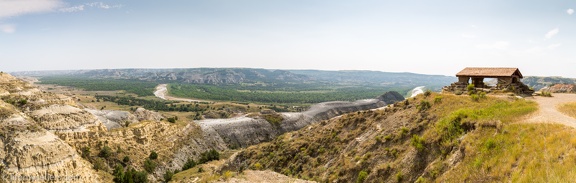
[{"x1": 197, "y1": 92, "x2": 405, "y2": 149}]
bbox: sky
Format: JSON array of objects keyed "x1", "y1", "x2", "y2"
[{"x1": 1, "y1": 0, "x2": 575, "y2": 77}]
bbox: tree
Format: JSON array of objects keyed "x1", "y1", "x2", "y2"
[
  {"x1": 164, "y1": 170, "x2": 174, "y2": 182},
  {"x1": 81, "y1": 147, "x2": 90, "y2": 158},
  {"x1": 149, "y1": 151, "x2": 158, "y2": 160},
  {"x1": 144, "y1": 159, "x2": 157, "y2": 173},
  {"x1": 99, "y1": 146, "x2": 112, "y2": 158},
  {"x1": 113, "y1": 165, "x2": 125, "y2": 183},
  {"x1": 123, "y1": 156, "x2": 130, "y2": 163},
  {"x1": 182, "y1": 158, "x2": 196, "y2": 171}
]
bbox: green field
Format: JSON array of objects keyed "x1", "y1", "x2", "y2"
[
  {"x1": 38, "y1": 77, "x2": 411, "y2": 105},
  {"x1": 39, "y1": 77, "x2": 159, "y2": 97},
  {"x1": 167, "y1": 83, "x2": 409, "y2": 104}
]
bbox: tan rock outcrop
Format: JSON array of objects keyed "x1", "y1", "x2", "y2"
[
  {"x1": 31, "y1": 105, "x2": 100, "y2": 131},
  {"x1": 1, "y1": 73, "x2": 102, "y2": 182}
]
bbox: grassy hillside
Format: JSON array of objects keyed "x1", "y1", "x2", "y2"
[
  {"x1": 220, "y1": 93, "x2": 576, "y2": 182},
  {"x1": 558, "y1": 102, "x2": 576, "y2": 119}
]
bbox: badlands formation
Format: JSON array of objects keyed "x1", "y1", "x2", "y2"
[{"x1": 0, "y1": 72, "x2": 404, "y2": 182}]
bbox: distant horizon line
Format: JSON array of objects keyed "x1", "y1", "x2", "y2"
[{"x1": 6, "y1": 67, "x2": 569, "y2": 78}]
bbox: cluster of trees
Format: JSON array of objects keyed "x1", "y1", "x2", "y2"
[
  {"x1": 40, "y1": 77, "x2": 158, "y2": 96},
  {"x1": 169, "y1": 84, "x2": 398, "y2": 104},
  {"x1": 81, "y1": 145, "x2": 149, "y2": 183},
  {"x1": 95, "y1": 95, "x2": 207, "y2": 112},
  {"x1": 180, "y1": 149, "x2": 220, "y2": 172}
]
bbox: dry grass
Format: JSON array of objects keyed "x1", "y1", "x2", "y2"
[
  {"x1": 558, "y1": 102, "x2": 576, "y2": 118},
  {"x1": 228, "y1": 93, "x2": 545, "y2": 182},
  {"x1": 440, "y1": 123, "x2": 576, "y2": 182}
]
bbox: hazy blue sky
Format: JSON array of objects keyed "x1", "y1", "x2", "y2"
[{"x1": 1, "y1": 0, "x2": 575, "y2": 77}]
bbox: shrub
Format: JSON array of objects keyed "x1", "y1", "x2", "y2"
[
  {"x1": 542, "y1": 91, "x2": 553, "y2": 97},
  {"x1": 396, "y1": 172, "x2": 404, "y2": 182},
  {"x1": 418, "y1": 101, "x2": 431, "y2": 112},
  {"x1": 167, "y1": 117, "x2": 176, "y2": 123},
  {"x1": 132, "y1": 169, "x2": 148, "y2": 183},
  {"x1": 416, "y1": 177, "x2": 427, "y2": 183},
  {"x1": 144, "y1": 159, "x2": 157, "y2": 173},
  {"x1": 223, "y1": 170, "x2": 234, "y2": 180},
  {"x1": 81, "y1": 146, "x2": 90, "y2": 158},
  {"x1": 424, "y1": 90, "x2": 432, "y2": 97},
  {"x1": 113, "y1": 164, "x2": 125, "y2": 183},
  {"x1": 164, "y1": 170, "x2": 174, "y2": 182},
  {"x1": 182, "y1": 158, "x2": 196, "y2": 171},
  {"x1": 478, "y1": 91, "x2": 487, "y2": 99},
  {"x1": 484, "y1": 138, "x2": 497, "y2": 150},
  {"x1": 199, "y1": 149, "x2": 220, "y2": 164},
  {"x1": 375, "y1": 135, "x2": 382, "y2": 143},
  {"x1": 123, "y1": 156, "x2": 130, "y2": 163},
  {"x1": 356, "y1": 170, "x2": 368, "y2": 183},
  {"x1": 98, "y1": 146, "x2": 112, "y2": 158},
  {"x1": 149, "y1": 151, "x2": 158, "y2": 160},
  {"x1": 411, "y1": 135, "x2": 426, "y2": 152},
  {"x1": 470, "y1": 94, "x2": 480, "y2": 102},
  {"x1": 467, "y1": 84, "x2": 475, "y2": 92},
  {"x1": 399, "y1": 127, "x2": 409, "y2": 137},
  {"x1": 17, "y1": 99, "x2": 27, "y2": 106},
  {"x1": 253, "y1": 162, "x2": 263, "y2": 170},
  {"x1": 119, "y1": 167, "x2": 144, "y2": 183},
  {"x1": 93, "y1": 157, "x2": 109, "y2": 172},
  {"x1": 436, "y1": 111, "x2": 467, "y2": 143},
  {"x1": 434, "y1": 96, "x2": 442, "y2": 104},
  {"x1": 263, "y1": 114, "x2": 283, "y2": 126}
]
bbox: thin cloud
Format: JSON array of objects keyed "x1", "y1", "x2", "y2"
[
  {"x1": 59, "y1": 2, "x2": 122, "y2": 13},
  {"x1": 0, "y1": 24, "x2": 15, "y2": 33},
  {"x1": 545, "y1": 28, "x2": 559, "y2": 39},
  {"x1": 476, "y1": 41, "x2": 510, "y2": 50},
  {"x1": 568, "y1": 9, "x2": 574, "y2": 15},
  {"x1": 86, "y1": 2, "x2": 123, "y2": 10},
  {"x1": 59, "y1": 5, "x2": 84, "y2": 13},
  {"x1": 0, "y1": 0, "x2": 63, "y2": 19}
]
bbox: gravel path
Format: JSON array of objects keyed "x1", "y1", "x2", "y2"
[{"x1": 525, "y1": 93, "x2": 576, "y2": 128}]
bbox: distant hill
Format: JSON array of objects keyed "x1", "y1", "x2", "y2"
[
  {"x1": 522, "y1": 76, "x2": 576, "y2": 90},
  {"x1": 289, "y1": 70, "x2": 454, "y2": 89},
  {"x1": 12, "y1": 68, "x2": 455, "y2": 90},
  {"x1": 13, "y1": 68, "x2": 310, "y2": 85}
]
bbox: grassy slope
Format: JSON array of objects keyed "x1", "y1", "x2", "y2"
[
  {"x1": 558, "y1": 102, "x2": 576, "y2": 119},
  {"x1": 225, "y1": 93, "x2": 576, "y2": 182}
]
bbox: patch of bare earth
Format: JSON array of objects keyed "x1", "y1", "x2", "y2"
[
  {"x1": 215, "y1": 170, "x2": 315, "y2": 183},
  {"x1": 525, "y1": 93, "x2": 576, "y2": 128}
]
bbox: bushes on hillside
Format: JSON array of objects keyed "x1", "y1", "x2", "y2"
[
  {"x1": 182, "y1": 158, "x2": 196, "y2": 171},
  {"x1": 143, "y1": 159, "x2": 157, "y2": 173},
  {"x1": 113, "y1": 165, "x2": 148, "y2": 183},
  {"x1": 99, "y1": 146, "x2": 112, "y2": 158},
  {"x1": 180, "y1": 150, "x2": 220, "y2": 172}
]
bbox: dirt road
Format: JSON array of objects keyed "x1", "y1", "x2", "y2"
[{"x1": 525, "y1": 93, "x2": 576, "y2": 128}]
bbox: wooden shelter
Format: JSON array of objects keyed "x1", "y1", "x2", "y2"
[{"x1": 455, "y1": 67, "x2": 523, "y2": 88}]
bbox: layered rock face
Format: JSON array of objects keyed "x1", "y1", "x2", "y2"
[
  {"x1": 198, "y1": 91, "x2": 405, "y2": 148},
  {"x1": 0, "y1": 73, "x2": 101, "y2": 182},
  {"x1": 31, "y1": 105, "x2": 100, "y2": 131},
  {"x1": 540, "y1": 84, "x2": 576, "y2": 93}
]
